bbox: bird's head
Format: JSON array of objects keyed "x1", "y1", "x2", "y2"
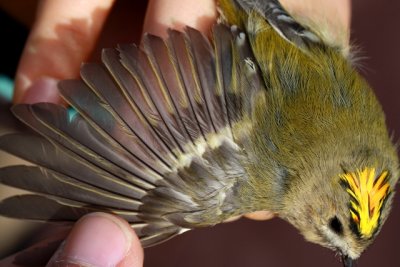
[{"x1": 281, "y1": 165, "x2": 396, "y2": 267}]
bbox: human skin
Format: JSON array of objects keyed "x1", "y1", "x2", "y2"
[
  {"x1": 46, "y1": 213, "x2": 143, "y2": 267},
  {"x1": 12, "y1": 0, "x2": 350, "y2": 105},
  {"x1": 6, "y1": 1, "x2": 350, "y2": 266}
]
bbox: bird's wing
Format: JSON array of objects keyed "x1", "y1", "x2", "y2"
[{"x1": 0, "y1": 25, "x2": 266, "y2": 248}]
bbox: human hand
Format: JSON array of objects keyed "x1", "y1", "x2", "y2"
[
  {"x1": 12, "y1": 0, "x2": 216, "y2": 104},
  {"x1": 10, "y1": 0, "x2": 349, "y2": 221},
  {"x1": 46, "y1": 213, "x2": 143, "y2": 267},
  {"x1": 12, "y1": 0, "x2": 349, "y2": 104}
]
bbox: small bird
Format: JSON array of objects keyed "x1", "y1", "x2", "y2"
[{"x1": 0, "y1": 0, "x2": 398, "y2": 266}]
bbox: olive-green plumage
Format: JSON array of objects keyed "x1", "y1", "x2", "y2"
[
  {"x1": 0, "y1": 0, "x2": 398, "y2": 266},
  {"x1": 218, "y1": 2, "x2": 399, "y2": 263}
]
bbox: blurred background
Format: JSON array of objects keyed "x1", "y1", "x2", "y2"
[{"x1": 0, "y1": 1, "x2": 399, "y2": 266}]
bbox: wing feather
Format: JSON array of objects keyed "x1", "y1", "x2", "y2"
[
  {"x1": 59, "y1": 80, "x2": 163, "y2": 184},
  {"x1": 166, "y1": 29, "x2": 213, "y2": 137},
  {"x1": 0, "y1": 25, "x2": 261, "y2": 252},
  {"x1": 0, "y1": 166, "x2": 141, "y2": 210},
  {"x1": 143, "y1": 34, "x2": 204, "y2": 144},
  {"x1": 0, "y1": 133, "x2": 147, "y2": 198},
  {"x1": 7, "y1": 106, "x2": 156, "y2": 190},
  {"x1": 0, "y1": 195, "x2": 138, "y2": 221}
]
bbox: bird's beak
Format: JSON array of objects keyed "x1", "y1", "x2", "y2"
[{"x1": 342, "y1": 255, "x2": 354, "y2": 267}]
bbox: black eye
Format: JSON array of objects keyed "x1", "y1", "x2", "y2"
[{"x1": 329, "y1": 216, "x2": 343, "y2": 235}]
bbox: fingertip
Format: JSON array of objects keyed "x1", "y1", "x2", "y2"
[
  {"x1": 143, "y1": 0, "x2": 217, "y2": 38},
  {"x1": 117, "y1": 232, "x2": 144, "y2": 267},
  {"x1": 14, "y1": 0, "x2": 116, "y2": 104},
  {"x1": 244, "y1": 211, "x2": 276, "y2": 221},
  {"x1": 47, "y1": 213, "x2": 143, "y2": 267},
  {"x1": 18, "y1": 77, "x2": 61, "y2": 104},
  {"x1": 113, "y1": 215, "x2": 144, "y2": 267}
]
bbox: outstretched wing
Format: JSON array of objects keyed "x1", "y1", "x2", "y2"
[{"x1": 0, "y1": 25, "x2": 265, "y2": 248}]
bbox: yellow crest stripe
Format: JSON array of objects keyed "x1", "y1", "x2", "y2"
[{"x1": 340, "y1": 168, "x2": 390, "y2": 238}]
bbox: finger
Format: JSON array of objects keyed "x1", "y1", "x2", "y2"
[
  {"x1": 14, "y1": 0, "x2": 115, "y2": 104},
  {"x1": 143, "y1": 0, "x2": 217, "y2": 38},
  {"x1": 244, "y1": 211, "x2": 276, "y2": 221},
  {"x1": 47, "y1": 213, "x2": 143, "y2": 267},
  {"x1": 281, "y1": 0, "x2": 351, "y2": 48},
  {"x1": 281, "y1": 0, "x2": 351, "y2": 29}
]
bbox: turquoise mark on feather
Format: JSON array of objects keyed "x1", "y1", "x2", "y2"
[
  {"x1": 0, "y1": 75, "x2": 14, "y2": 102},
  {"x1": 67, "y1": 107, "x2": 78, "y2": 122}
]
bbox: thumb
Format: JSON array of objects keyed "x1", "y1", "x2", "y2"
[{"x1": 47, "y1": 213, "x2": 143, "y2": 267}]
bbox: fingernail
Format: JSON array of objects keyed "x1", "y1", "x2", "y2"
[
  {"x1": 49, "y1": 213, "x2": 132, "y2": 267},
  {"x1": 21, "y1": 77, "x2": 61, "y2": 104}
]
